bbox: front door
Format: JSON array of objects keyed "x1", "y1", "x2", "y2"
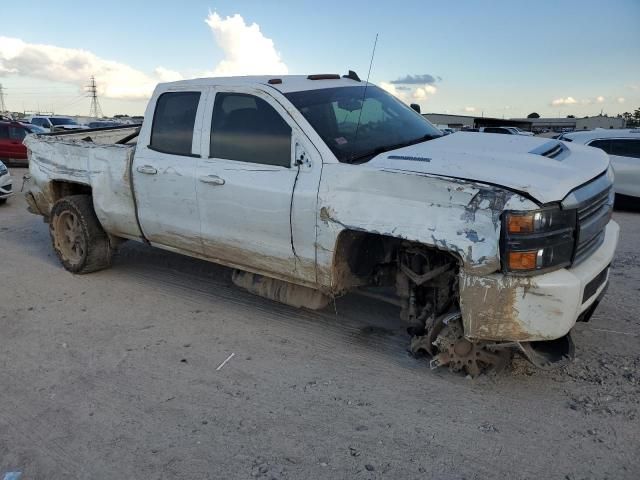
[
  {"x1": 196, "y1": 89, "x2": 321, "y2": 284},
  {"x1": 132, "y1": 88, "x2": 208, "y2": 255}
]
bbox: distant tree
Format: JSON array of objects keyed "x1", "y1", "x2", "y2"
[
  {"x1": 567, "y1": 115, "x2": 575, "y2": 118},
  {"x1": 527, "y1": 112, "x2": 540, "y2": 118},
  {"x1": 623, "y1": 109, "x2": 640, "y2": 127}
]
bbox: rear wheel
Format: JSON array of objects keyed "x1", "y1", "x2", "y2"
[{"x1": 49, "y1": 195, "x2": 113, "y2": 273}]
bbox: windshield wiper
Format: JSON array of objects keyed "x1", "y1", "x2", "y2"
[{"x1": 345, "y1": 134, "x2": 441, "y2": 163}]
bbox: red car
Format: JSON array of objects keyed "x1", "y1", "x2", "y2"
[{"x1": 0, "y1": 121, "x2": 44, "y2": 166}]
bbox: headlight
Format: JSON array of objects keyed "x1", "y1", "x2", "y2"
[
  {"x1": 0, "y1": 164, "x2": 7, "y2": 176},
  {"x1": 501, "y1": 206, "x2": 576, "y2": 274}
]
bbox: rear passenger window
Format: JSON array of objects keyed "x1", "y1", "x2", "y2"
[
  {"x1": 588, "y1": 139, "x2": 613, "y2": 154},
  {"x1": 9, "y1": 127, "x2": 27, "y2": 141},
  {"x1": 210, "y1": 93, "x2": 292, "y2": 168},
  {"x1": 610, "y1": 139, "x2": 640, "y2": 159},
  {"x1": 0, "y1": 125, "x2": 8, "y2": 139},
  {"x1": 150, "y1": 91, "x2": 201, "y2": 156}
]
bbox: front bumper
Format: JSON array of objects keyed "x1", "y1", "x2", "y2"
[
  {"x1": 0, "y1": 174, "x2": 13, "y2": 199},
  {"x1": 459, "y1": 220, "x2": 620, "y2": 342}
]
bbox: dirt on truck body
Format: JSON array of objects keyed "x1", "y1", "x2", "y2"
[{"x1": 23, "y1": 74, "x2": 619, "y2": 376}]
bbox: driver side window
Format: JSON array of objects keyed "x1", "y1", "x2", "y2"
[{"x1": 210, "y1": 92, "x2": 292, "y2": 168}]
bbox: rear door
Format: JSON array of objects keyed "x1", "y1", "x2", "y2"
[
  {"x1": 608, "y1": 139, "x2": 640, "y2": 198},
  {"x1": 196, "y1": 88, "x2": 322, "y2": 284},
  {"x1": 132, "y1": 88, "x2": 208, "y2": 255}
]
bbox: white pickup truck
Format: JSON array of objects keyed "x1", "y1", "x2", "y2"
[{"x1": 24, "y1": 73, "x2": 619, "y2": 376}]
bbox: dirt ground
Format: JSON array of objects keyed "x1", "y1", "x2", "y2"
[{"x1": 1, "y1": 167, "x2": 638, "y2": 480}]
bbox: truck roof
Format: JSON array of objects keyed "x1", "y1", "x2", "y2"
[{"x1": 158, "y1": 74, "x2": 366, "y2": 94}]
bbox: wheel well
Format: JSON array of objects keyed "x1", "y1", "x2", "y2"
[
  {"x1": 50, "y1": 180, "x2": 92, "y2": 203},
  {"x1": 331, "y1": 230, "x2": 460, "y2": 291},
  {"x1": 332, "y1": 230, "x2": 460, "y2": 335}
]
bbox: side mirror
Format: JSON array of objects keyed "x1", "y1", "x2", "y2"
[{"x1": 410, "y1": 103, "x2": 421, "y2": 113}]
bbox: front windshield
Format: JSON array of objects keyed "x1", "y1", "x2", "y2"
[
  {"x1": 285, "y1": 85, "x2": 442, "y2": 163},
  {"x1": 50, "y1": 117, "x2": 78, "y2": 126}
]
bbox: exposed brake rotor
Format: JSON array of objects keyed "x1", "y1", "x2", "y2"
[{"x1": 410, "y1": 312, "x2": 511, "y2": 377}]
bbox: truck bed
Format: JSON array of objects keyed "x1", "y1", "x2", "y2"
[{"x1": 24, "y1": 126, "x2": 144, "y2": 241}]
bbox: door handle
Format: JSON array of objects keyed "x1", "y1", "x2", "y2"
[
  {"x1": 136, "y1": 165, "x2": 158, "y2": 175},
  {"x1": 199, "y1": 175, "x2": 225, "y2": 186}
]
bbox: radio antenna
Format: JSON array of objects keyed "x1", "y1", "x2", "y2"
[{"x1": 352, "y1": 33, "x2": 378, "y2": 157}]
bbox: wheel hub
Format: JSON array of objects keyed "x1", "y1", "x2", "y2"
[
  {"x1": 54, "y1": 211, "x2": 85, "y2": 265},
  {"x1": 411, "y1": 312, "x2": 511, "y2": 377}
]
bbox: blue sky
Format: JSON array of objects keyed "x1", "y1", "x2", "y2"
[{"x1": 0, "y1": 0, "x2": 638, "y2": 117}]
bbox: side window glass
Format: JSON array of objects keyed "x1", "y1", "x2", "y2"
[
  {"x1": 0, "y1": 125, "x2": 8, "y2": 139},
  {"x1": 150, "y1": 91, "x2": 201, "y2": 156},
  {"x1": 610, "y1": 139, "x2": 640, "y2": 159},
  {"x1": 588, "y1": 139, "x2": 613, "y2": 154},
  {"x1": 210, "y1": 92, "x2": 292, "y2": 168},
  {"x1": 31, "y1": 118, "x2": 42, "y2": 127},
  {"x1": 9, "y1": 127, "x2": 27, "y2": 141}
]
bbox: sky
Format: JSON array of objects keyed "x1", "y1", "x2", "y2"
[{"x1": 0, "y1": 0, "x2": 638, "y2": 118}]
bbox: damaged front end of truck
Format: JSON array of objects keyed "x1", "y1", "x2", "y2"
[{"x1": 314, "y1": 148, "x2": 617, "y2": 377}]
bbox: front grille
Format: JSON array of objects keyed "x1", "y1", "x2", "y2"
[{"x1": 568, "y1": 177, "x2": 613, "y2": 266}]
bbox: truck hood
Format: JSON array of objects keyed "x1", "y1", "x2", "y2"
[{"x1": 367, "y1": 132, "x2": 610, "y2": 204}]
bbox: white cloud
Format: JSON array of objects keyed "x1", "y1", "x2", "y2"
[
  {"x1": 380, "y1": 81, "x2": 437, "y2": 106},
  {"x1": 205, "y1": 12, "x2": 287, "y2": 76},
  {"x1": 0, "y1": 12, "x2": 288, "y2": 101},
  {"x1": 551, "y1": 96, "x2": 578, "y2": 106},
  {"x1": 617, "y1": 97, "x2": 625, "y2": 104},
  {"x1": 596, "y1": 95, "x2": 605, "y2": 103},
  {"x1": 464, "y1": 106, "x2": 476, "y2": 112},
  {"x1": 0, "y1": 36, "x2": 159, "y2": 99}
]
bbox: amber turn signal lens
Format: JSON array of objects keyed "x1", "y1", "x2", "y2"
[
  {"x1": 508, "y1": 251, "x2": 538, "y2": 270},
  {"x1": 507, "y1": 214, "x2": 534, "y2": 234}
]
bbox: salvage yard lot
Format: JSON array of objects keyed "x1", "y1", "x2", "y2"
[{"x1": 1, "y1": 167, "x2": 639, "y2": 479}]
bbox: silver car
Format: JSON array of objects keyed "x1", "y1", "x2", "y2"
[
  {"x1": 562, "y1": 129, "x2": 640, "y2": 206},
  {"x1": 0, "y1": 160, "x2": 12, "y2": 204}
]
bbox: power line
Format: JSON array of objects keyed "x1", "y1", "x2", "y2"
[{"x1": 86, "y1": 76, "x2": 103, "y2": 118}]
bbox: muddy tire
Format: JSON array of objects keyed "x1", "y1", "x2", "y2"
[
  {"x1": 49, "y1": 195, "x2": 113, "y2": 274},
  {"x1": 0, "y1": 198, "x2": 6, "y2": 205}
]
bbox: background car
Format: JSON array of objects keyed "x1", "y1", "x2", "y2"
[
  {"x1": 87, "y1": 121, "x2": 123, "y2": 129},
  {"x1": 27, "y1": 116, "x2": 88, "y2": 132},
  {"x1": 479, "y1": 127, "x2": 515, "y2": 134},
  {"x1": 562, "y1": 128, "x2": 640, "y2": 208},
  {"x1": 0, "y1": 160, "x2": 12, "y2": 204},
  {"x1": 503, "y1": 126, "x2": 534, "y2": 136},
  {"x1": 0, "y1": 120, "x2": 35, "y2": 166}
]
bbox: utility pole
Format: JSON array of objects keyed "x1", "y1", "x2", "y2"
[
  {"x1": 0, "y1": 83, "x2": 7, "y2": 115},
  {"x1": 86, "y1": 76, "x2": 103, "y2": 119}
]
